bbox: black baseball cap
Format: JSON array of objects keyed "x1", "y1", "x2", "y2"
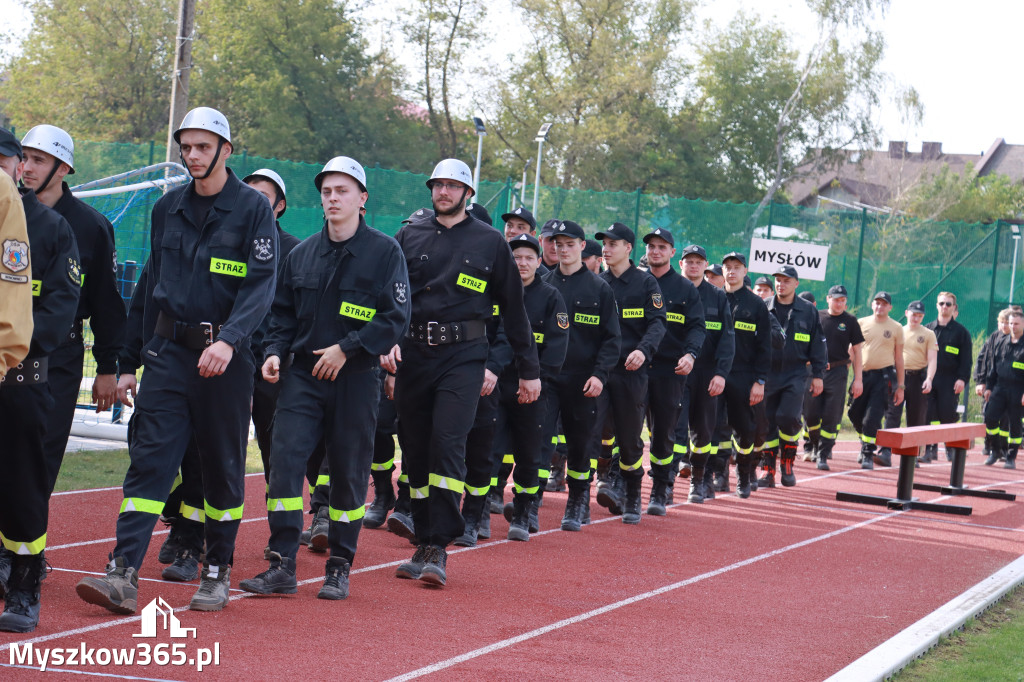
[
  {"x1": 704, "y1": 264, "x2": 723, "y2": 277},
  {"x1": 743, "y1": 275, "x2": 752, "y2": 288},
  {"x1": 680, "y1": 244, "x2": 707, "y2": 260},
  {"x1": 509, "y1": 233, "x2": 541, "y2": 256},
  {"x1": 501, "y1": 206, "x2": 536, "y2": 231},
  {"x1": 0, "y1": 128, "x2": 22, "y2": 159},
  {"x1": 583, "y1": 239, "x2": 603, "y2": 258},
  {"x1": 467, "y1": 202, "x2": 492, "y2": 226},
  {"x1": 722, "y1": 251, "x2": 746, "y2": 266},
  {"x1": 642, "y1": 228, "x2": 674, "y2": 247},
  {"x1": 551, "y1": 220, "x2": 586, "y2": 240},
  {"x1": 402, "y1": 208, "x2": 434, "y2": 225},
  {"x1": 799, "y1": 291, "x2": 816, "y2": 305},
  {"x1": 828, "y1": 285, "x2": 848, "y2": 298},
  {"x1": 873, "y1": 291, "x2": 892, "y2": 305},
  {"x1": 754, "y1": 276, "x2": 772, "y2": 287},
  {"x1": 907, "y1": 300, "x2": 925, "y2": 313},
  {"x1": 540, "y1": 219, "x2": 560, "y2": 237},
  {"x1": 595, "y1": 222, "x2": 635, "y2": 246},
  {"x1": 773, "y1": 265, "x2": 799, "y2": 280}
]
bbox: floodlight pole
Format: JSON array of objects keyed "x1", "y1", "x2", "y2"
[
  {"x1": 165, "y1": 0, "x2": 195, "y2": 165},
  {"x1": 1011, "y1": 227, "x2": 1021, "y2": 303},
  {"x1": 472, "y1": 117, "x2": 486, "y2": 195},
  {"x1": 532, "y1": 139, "x2": 544, "y2": 216},
  {"x1": 521, "y1": 158, "x2": 532, "y2": 205}
]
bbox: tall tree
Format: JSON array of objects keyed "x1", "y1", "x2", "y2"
[{"x1": 1, "y1": 0, "x2": 177, "y2": 142}]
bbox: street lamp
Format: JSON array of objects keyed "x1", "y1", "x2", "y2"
[
  {"x1": 532, "y1": 123, "x2": 552, "y2": 217},
  {"x1": 520, "y1": 158, "x2": 532, "y2": 206},
  {"x1": 472, "y1": 117, "x2": 486, "y2": 195},
  {"x1": 1010, "y1": 223, "x2": 1022, "y2": 303}
]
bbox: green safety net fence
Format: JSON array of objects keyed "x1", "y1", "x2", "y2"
[{"x1": 54, "y1": 139, "x2": 1019, "y2": 411}]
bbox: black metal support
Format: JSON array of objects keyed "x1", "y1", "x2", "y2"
[
  {"x1": 912, "y1": 448, "x2": 1017, "y2": 501},
  {"x1": 837, "y1": 450, "x2": 974, "y2": 516}
]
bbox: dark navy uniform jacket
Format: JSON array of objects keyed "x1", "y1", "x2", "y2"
[
  {"x1": 396, "y1": 212, "x2": 539, "y2": 381},
  {"x1": 695, "y1": 279, "x2": 735, "y2": 379},
  {"x1": 726, "y1": 286, "x2": 773, "y2": 382},
  {"x1": 767, "y1": 294, "x2": 828, "y2": 378},
  {"x1": 250, "y1": 223, "x2": 301, "y2": 362},
  {"x1": 20, "y1": 189, "x2": 80, "y2": 359},
  {"x1": 544, "y1": 264, "x2": 620, "y2": 383},
  {"x1": 651, "y1": 268, "x2": 704, "y2": 370},
  {"x1": 140, "y1": 168, "x2": 277, "y2": 355},
  {"x1": 600, "y1": 263, "x2": 666, "y2": 365},
  {"x1": 926, "y1": 318, "x2": 973, "y2": 383},
  {"x1": 983, "y1": 333, "x2": 1024, "y2": 390},
  {"x1": 498, "y1": 276, "x2": 568, "y2": 383},
  {"x1": 53, "y1": 182, "x2": 126, "y2": 374},
  {"x1": 265, "y1": 219, "x2": 410, "y2": 365}
]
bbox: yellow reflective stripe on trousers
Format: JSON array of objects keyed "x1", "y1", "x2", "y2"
[
  {"x1": 779, "y1": 430, "x2": 803, "y2": 443},
  {"x1": 120, "y1": 497, "x2": 165, "y2": 515},
  {"x1": 0, "y1": 531, "x2": 47, "y2": 555},
  {"x1": 371, "y1": 458, "x2": 394, "y2": 471},
  {"x1": 649, "y1": 452, "x2": 673, "y2": 465},
  {"x1": 329, "y1": 505, "x2": 366, "y2": 523},
  {"x1": 267, "y1": 497, "x2": 303, "y2": 513},
  {"x1": 567, "y1": 468, "x2": 589, "y2": 480},
  {"x1": 429, "y1": 473, "x2": 465, "y2": 494},
  {"x1": 601, "y1": 437, "x2": 616, "y2": 446},
  {"x1": 718, "y1": 440, "x2": 732, "y2": 451},
  {"x1": 763, "y1": 439, "x2": 780, "y2": 449},
  {"x1": 806, "y1": 422, "x2": 821, "y2": 432},
  {"x1": 861, "y1": 434, "x2": 876, "y2": 444},
  {"x1": 204, "y1": 501, "x2": 244, "y2": 522},
  {"x1": 673, "y1": 443, "x2": 687, "y2": 454},
  {"x1": 820, "y1": 428, "x2": 837, "y2": 440},
  {"x1": 619, "y1": 458, "x2": 644, "y2": 471},
  {"x1": 986, "y1": 427, "x2": 1000, "y2": 436},
  {"x1": 709, "y1": 444, "x2": 719, "y2": 454},
  {"x1": 731, "y1": 437, "x2": 754, "y2": 455},
  {"x1": 170, "y1": 473, "x2": 183, "y2": 493},
  {"x1": 998, "y1": 429, "x2": 1010, "y2": 437},
  {"x1": 590, "y1": 458, "x2": 598, "y2": 471},
  {"x1": 690, "y1": 442, "x2": 711, "y2": 454},
  {"x1": 1010, "y1": 437, "x2": 1023, "y2": 445},
  {"x1": 398, "y1": 474, "x2": 409, "y2": 484},
  {"x1": 513, "y1": 483, "x2": 540, "y2": 494},
  {"x1": 179, "y1": 502, "x2": 206, "y2": 522},
  {"x1": 411, "y1": 485, "x2": 429, "y2": 499},
  {"x1": 316, "y1": 474, "x2": 330, "y2": 487},
  {"x1": 538, "y1": 468, "x2": 550, "y2": 479},
  {"x1": 502, "y1": 453, "x2": 515, "y2": 464},
  {"x1": 465, "y1": 483, "x2": 490, "y2": 496}
]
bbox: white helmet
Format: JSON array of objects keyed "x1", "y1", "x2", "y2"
[
  {"x1": 21, "y1": 124, "x2": 75, "y2": 174},
  {"x1": 243, "y1": 168, "x2": 287, "y2": 216},
  {"x1": 315, "y1": 156, "x2": 367, "y2": 193},
  {"x1": 427, "y1": 159, "x2": 474, "y2": 195},
  {"x1": 173, "y1": 107, "x2": 231, "y2": 144}
]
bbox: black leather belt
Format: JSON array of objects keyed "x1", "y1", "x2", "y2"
[
  {"x1": 2, "y1": 357, "x2": 48, "y2": 386},
  {"x1": 828, "y1": 360, "x2": 850, "y2": 368},
  {"x1": 66, "y1": 319, "x2": 84, "y2": 344},
  {"x1": 156, "y1": 312, "x2": 222, "y2": 351},
  {"x1": 906, "y1": 368, "x2": 927, "y2": 376},
  {"x1": 406, "y1": 320, "x2": 487, "y2": 346}
]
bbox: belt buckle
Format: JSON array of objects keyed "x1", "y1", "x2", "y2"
[
  {"x1": 200, "y1": 321, "x2": 215, "y2": 347},
  {"x1": 426, "y1": 321, "x2": 440, "y2": 346}
]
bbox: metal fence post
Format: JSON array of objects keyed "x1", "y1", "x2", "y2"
[
  {"x1": 854, "y1": 208, "x2": 866, "y2": 307},
  {"x1": 989, "y1": 221, "x2": 1003, "y2": 330},
  {"x1": 148, "y1": 140, "x2": 155, "y2": 166},
  {"x1": 767, "y1": 200, "x2": 774, "y2": 240},
  {"x1": 633, "y1": 188, "x2": 642, "y2": 231}
]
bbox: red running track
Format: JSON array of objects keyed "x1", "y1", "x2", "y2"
[{"x1": 2, "y1": 442, "x2": 1023, "y2": 681}]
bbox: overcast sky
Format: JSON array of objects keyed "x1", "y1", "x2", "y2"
[{"x1": 2, "y1": 0, "x2": 1020, "y2": 156}]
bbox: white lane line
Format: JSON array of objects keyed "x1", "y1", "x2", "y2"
[
  {"x1": 380, "y1": 511, "x2": 901, "y2": 682},
  {"x1": 0, "y1": 662, "x2": 185, "y2": 681},
  {"x1": 51, "y1": 473, "x2": 266, "y2": 497},
  {"x1": 47, "y1": 517, "x2": 268, "y2": 552}
]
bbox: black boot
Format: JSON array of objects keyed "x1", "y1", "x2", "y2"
[
  {"x1": 622, "y1": 478, "x2": 642, "y2": 525},
  {"x1": 454, "y1": 494, "x2": 486, "y2": 547},
  {"x1": 735, "y1": 454, "x2": 751, "y2": 499},
  {"x1": 874, "y1": 446, "x2": 892, "y2": 467},
  {"x1": 596, "y1": 458, "x2": 625, "y2": 515},
  {"x1": 701, "y1": 463, "x2": 716, "y2": 500},
  {"x1": 363, "y1": 472, "x2": 396, "y2": 529},
  {"x1": 716, "y1": 451, "x2": 731, "y2": 492},
  {"x1": 817, "y1": 439, "x2": 834, "y2": 471},
  {"x1": 757, "y1": 451, "x2": 776, "y2": 488},
  {"x1": 647, "y1": 479, "x2": 669, "y2": 516},
  {"x1": 239, "y1": 552, "x2": 297, "y2": 595},
  {"x1": 582, "y1": 486, "x2": 592, "y2": 525},
  {"x1": 561, "y1": 486, "x2": 587, "y2": 532},
  {"x1": 547, "y1": 449, "x2": 567, "y2": 492},
  {"x1": 688, "y1": 461, "x2": 705, "y2": 504},
  {"x1": 748, "y1": 452, "x2": 760, "y2": 492},
  {"x1": 985, "y1": 446, "x2": 1001, "y2": 466},
  {"x1": 1006, "y1": 449, "x2": 1018, "y2": 470},
  {"x1": 507, "y1": 494, "x2": 532, "y2": 541},
  {"x1": 0, "y1": 547, "x2": 11, "y2": 598},
  {"x1": 780, "y1": 444, "x2": 798, "y2": 487},
  {"x1": 528, "y1": 491, "x2": 542, "y2": 533},
  {"x1": 309, "y1": 506, "x2": 329, "y2": 552},
  {"x1": 0, "y1": 554, "x2": 44, "y2": 633},
  {"x1": 386, "y1": 483, "x2": 416, "y2": 542},
  {"x1": 861, "y1": 444, "x2": 875, "y2": 469},
  {"x1": 488, "y1": 485, "x2": 504, "y2": 515}
]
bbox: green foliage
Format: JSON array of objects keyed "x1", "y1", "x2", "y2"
[
  {"x1": 1, "y1": 0, "x2": 177, "y2": 141},
  {"x1": 904, "y1": 164, "x2": 1024, "y2": 224}
]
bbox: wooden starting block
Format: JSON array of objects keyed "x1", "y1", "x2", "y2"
[{"x1": 835, "y1": 423, "x2": 999, "y2": 516}]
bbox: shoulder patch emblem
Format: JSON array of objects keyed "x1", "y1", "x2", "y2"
[
  {"x1": 838, "y1": 323, "x2": 846, "y2": 331},
  {"x1": 393, "y1": 282, "x2": 407, "y2": 304},
  {"x1": 67, "y1": 257, "x2": 80, "y2": 285},
  {"x1": 2, "y1": 239, "x2": 29, "y2": 273},
  {"x1": 557, "y1": 312, "x2": 569, "y2": 329},
  {"x1": 253, "y1": 237, "x2": 274, "y2": 262},
  {"x1": 652, "y1": 293, "x2": 663, "y2": 309}
]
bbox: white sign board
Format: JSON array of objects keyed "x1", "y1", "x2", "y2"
[{"x1": 748, "y1": 237, "x2": 830, "y2": 282}]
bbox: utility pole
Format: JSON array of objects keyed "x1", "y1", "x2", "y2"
[{"x1": 165, "y1": 0, "x2": 195, "y2": 164}]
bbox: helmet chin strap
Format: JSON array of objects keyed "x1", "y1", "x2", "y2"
[
  {"x1": 35, "y1": 158, "x2": 62, "y2": 195},
  {"x1": 181, "y1": 138, "x2": 225, "y2": 181}
]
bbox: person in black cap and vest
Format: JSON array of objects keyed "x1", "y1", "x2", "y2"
[
  {"x1": 590, "y1": 222, "x2": 665, "y2": 525},
  {"x1": 0, "y1": 136, "x2": 80, "y2": 633},
  {"x1": 539, "y1": 219, "x2": 560, "y2": 270},
  {"x1": 582, "y1": 239, "x2": 603, "y2": 274},
  {"x1": 383, "y1": 159, "x2": 539, "y2": 586},
  {"x1": 924, "y1": 292, "x2": 972, "y2": 462},
  {"x1": 503, "y1": 206, "x2": 537, "y2": 241},
  {"x1": 19, "y1": 125, "x2": 126, "y2": 494},
  {"x1": 76, "y1": 107, "x2": 278, "y2": 614},
  {"x1": 642, "y1": 228, "x2": 704, "y2": 513},
  {"x1": 753, "y1": 276, "x2": 773, "y2": 301},
  {"x1": 981, "y1": 308, "x2": 1024, "y2": 470},
  {"x1": 674, "y1": 244, "x2": 734, "y2": 502},
  {"x1": 720, "y1": 252, "x2": 775, "y2": 497},
  {"x1": 803, "y1": 285, "x2": 863, "y2": 470},
  {"x1": 543, "y1": 219, "x2": 620, "y2": 530},
  {"x1": 703, "y1": 262, "x2": 734, "y2": 493},
  {"x1": 849, "y1": 291, "x2": 904, "y2": 469},
  {"x1": 760, "y1": 265, "x2": 826, "y2": 487}
]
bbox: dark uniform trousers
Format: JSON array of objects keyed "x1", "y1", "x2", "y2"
[
  {"x1": 267, "y1": 359, "x2": 378, "y2": 563},
  {"x1": 493, "y1": 376, "x2": 547, "y2": 496},
  {"x1": 41, "y1": 337, "x2": 84, "y2": 492},
  {"x1": 674, "y1": 365, "x2": 719, "y2": 471},
  {"x1": 848, "y1": 367, "x2": 893, "y2": 454},
  {"x1": 0, "y1": 379, "x2": 55, "y2": 554},
  {"x1": 550, "y1": 372, "x2": 599, "y2": 490},
  {"x1": 252, "y1": 374, "x2": 283, "y2": 477},
  {"x1": 803, "y1": 363, "x2": 849, "y2": 458},
  {"x1": 369, "y1": 371, "x2": 400, "y2": 494},
  {"x1": 464, "y1": 387, "x2": 501, "y2": 511},
  {"x1": 396, "y1": 339, "x2": 487, "y2": 547},
  {"x1": 985, "y1": 382, "x2": 1023, "y2": 459},
  {"x1": 593, "y1": 369, "x2": 649, "y2": 480},
  {"x1": 928, "y1": 373, "x2": 961, "y2": 425},
  {"x1": 646, "y1": 364, "x2": 686, "y2": 484},
  {"x1": 764, "y1": 366, "x2": 810, "y2": 452},
  {"x1": 722, "y1": 371, "x2": 759, "y2": 454},
  {"x1": 158, "y1": 433, "x2": 206, "y2": 553},
  {"x1": 115, "y1": 339, "x2": 252, "y2": 570},
  {"x1": 887, "y1": 369, "x2": 929, "y2": 429}
]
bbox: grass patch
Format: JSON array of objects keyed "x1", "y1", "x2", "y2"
[
  {"x1": 54, "y1": 441, "x2": 267, "y2": 493},
  {"x1": 892, "y1": 586, "x2": 1024, "y2": 681}
]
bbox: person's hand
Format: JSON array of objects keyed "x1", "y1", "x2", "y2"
[
  {"x1": 518, "y1": 378, "x2": 541, "y2": 404},
  {"x1": 893, "y1": 387, "x2": 905, "y2": 405},
  {"x1": 922, "y1": 378, "x2": 932, "y2": 394},
  {"x1": 954, "y1": 379, "x2": 965, "y2": 395},
  {"x1": 624, "y1": 349, "x2": 646, "y2": 371},
  {"x1": 385, "y1": 373, "x2": 396, "y2": 400},
  {"x1": 708, "y1": 375, "x2": 725, "y2": 397},
  {"x1": 675, "y1": 353, "x2": 694, "y2": 376},
  {"x1": 116, "y1": 374, "x2": 138, "y2": 407},
  {"x1": 198, "y1": 340, "x2": 234, "y2": 377},
  {"x1": 381, "y1": 345, "x2": 401, "y2": 374},
  {"x1": 749, "y1": 382, "x2": 764, "y2": 406},
  {"x1": 312, "y1": 344, "x2": 346, "y2": 381},
  {"x1": 851, "y1": 378, "x2": 863, "y2": 399},
  {"x1": 583, "y1": 376, "x2": 604, "y2": 397},
  {"x1": 262, "y1": 356, "x2": 281, "y2": 383},
  {"x1": 976, "y1": 383, "x2": 985, "y2": 398},
  {"x1": 810, "y1": 377, "x2": 823, "y2": 397},
  {"x1": 481, "y1": 369, "x2": 498, "y2": 396},
  {"x1": 92, "y1": 373, "x2": 117, "y2": 412}
]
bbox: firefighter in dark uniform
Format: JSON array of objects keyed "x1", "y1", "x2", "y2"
[
  {"x1": 384, "y1": 159, "x2": 539, "y2": 587},
  {"x1": 804, "y1": 285, "x2": 864, "y2": 470},
  {"x1": 721, "y1": 252, "x2": 773, "y2": 498},
  {"x1": 503, "y1": 206, "x2": 537, "y2": 242},
  {"x1": 642, "y1": 228, "x2": 704, "y2": 514},
  {"x1": 239, "y1": 156, "x2": 409, "y2": 600},
  {"x1": 981, "y1": 309, "x2": 1024, "y2": 470},
  {"x1": 0, "y1": 147, "x2": 80, "y2": 633},
  {"x1": 494, "y1": 234, "x2": 568, "y2": 538},
  {"x1": 76, "y1": 107, "x2": 278, "y2": 614},
  {"x1": 761, "y1": 265, "x2": 826, "y2": 487},
  {"x1": 543, "y1": 219, "x2": 620, "y2": 531},
  {"x1": 591, "y1": 222, "x2": 665, "y2": 524},
  {"x1": 977, "y1": 309, "x2": 1012, "y2": 464},
  {"x1": 18, "y1": 125, "x2": 126, "y2": 492},
  {"x1": 924, "y1": 291, "x2": 973, "y2": 462},
  {"x1": 674, "y1": 244, "x2": 734, "y2": 503}
]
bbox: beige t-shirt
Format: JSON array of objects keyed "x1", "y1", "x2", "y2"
[
  {"x1": 859, "y1": 315, "x2": 903, "y2": 371},
  {"x1": 902, "y1": 325, "x2": 938, "y2": 371}
]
